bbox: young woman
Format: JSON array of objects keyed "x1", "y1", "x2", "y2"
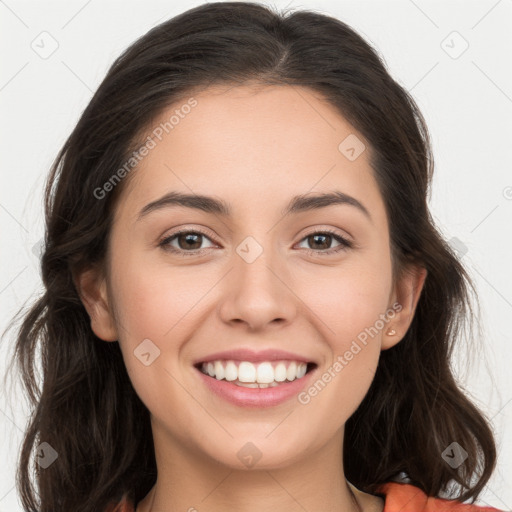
[{"x1": 6, "y1": 2, "x2": 504, "y2": 511}]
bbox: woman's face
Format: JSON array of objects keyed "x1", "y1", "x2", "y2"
[{"x1": 83, "y1": 84, "x2": 423, "y2": 471}]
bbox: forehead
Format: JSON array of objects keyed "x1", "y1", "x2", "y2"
[{"x1": 115, "y1": 84, "x2": 385, "y2": 226}]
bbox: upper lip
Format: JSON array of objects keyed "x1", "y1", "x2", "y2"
[{"x1": 193, "y1": 348, "x2": 317, "y2": 366}]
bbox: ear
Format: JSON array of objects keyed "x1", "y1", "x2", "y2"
[
  {"x1": 382, "y1": 263, "x2": 427, "y2": 350},
  {"x1": 73, "y1": 265, "x2": 118, "y2": 342}
]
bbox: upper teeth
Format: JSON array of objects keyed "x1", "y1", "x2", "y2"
[{"x1": 200, "y1": 360, "x2": 308, "y2": 383}]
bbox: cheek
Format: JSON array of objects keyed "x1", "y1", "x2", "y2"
[
  {"x1": 301, "y1": 249, "x2": 393, "y2": 347},
  {"x1": 108, "y1": 250, "x2": 221, "y2": 402},
  {"x1": 109, "y1": 262, "x2": 191, "y2": 417},
  {"x1": 109, "y1": 246, "x2": 210, "y2": 341},
  {"x1": 294, "y1": 248, "x2": 392, "y2": 417},
  {"x1": 298, "y1": 261, "x2": 392, "y2": 423}
]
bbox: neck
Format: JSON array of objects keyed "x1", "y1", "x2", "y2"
[
  {"x1": 135, "y1": 420, "x2": 381, "y2": 512},
  {"x1": 138, "y1": 481, "x2": 363, "y2": 512}
]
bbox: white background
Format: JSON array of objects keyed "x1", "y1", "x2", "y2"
[{"x1": 0, "y1": 0, "x2": 511, "y2": 510}]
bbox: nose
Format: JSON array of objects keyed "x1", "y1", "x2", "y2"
[{"x1": 217, "y1": 242, "x2": 298, "y2": 331}]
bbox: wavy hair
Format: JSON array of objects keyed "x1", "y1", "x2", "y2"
[{"x1": 3, "y1": 2, "x2": 497, "y2": 510}]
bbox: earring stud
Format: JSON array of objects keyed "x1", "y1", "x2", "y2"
[{"x1": 386, "y1": 329, "x2": 396, "y2": 336}]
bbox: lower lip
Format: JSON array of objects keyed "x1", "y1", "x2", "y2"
[{"x1": 195, "y1": 365, "x2": 317, "y2": 408}]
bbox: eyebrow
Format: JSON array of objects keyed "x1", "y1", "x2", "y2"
[{"x1": 137, "y1": 190, "x2": 371, "y2": 222}]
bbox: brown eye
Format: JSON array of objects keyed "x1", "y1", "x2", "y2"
[
  {"x1": 297, "y1": 230, "x2": 352, "y2": 255},
  {"x1": 175, "y1": 232, "x2": 203, "y2": 250},
  {"x1": 159, "y1": 230, "x2": 216, "y2": 255}
]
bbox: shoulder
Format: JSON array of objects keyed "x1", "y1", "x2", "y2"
[
  {"x1": 375, "y1": 482, "x2": 506, "y2": 512},
  {"x1": 104, "y1": 492, "x2": 135, "y2": 512}
]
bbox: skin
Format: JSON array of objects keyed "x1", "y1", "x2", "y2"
[{"x1": 76, "y1": 84, "x2": 426, "y2": 512}]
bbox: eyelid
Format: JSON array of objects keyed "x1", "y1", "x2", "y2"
[
  {"x1": 300, "y1": 226, "x2": 353, "y2": 243},
  {"x1": 158, "y1": 225, "x2": 217, "y2": 243}
]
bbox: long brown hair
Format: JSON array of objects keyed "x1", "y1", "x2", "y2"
[{"x1": 3, "y1": 2, "x2": 497, "y2": 510}]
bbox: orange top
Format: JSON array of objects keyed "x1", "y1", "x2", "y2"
[
  {"x1": 105, "y1": 482, "x2": 506, "y2": 512},
  {"x1": 374, "y1": 482, "x2": 504, "y2": 512}
]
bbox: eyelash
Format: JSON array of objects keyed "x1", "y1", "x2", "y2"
[{"x1": 158, "y1": 228, "x2": 353, "y2": 257}]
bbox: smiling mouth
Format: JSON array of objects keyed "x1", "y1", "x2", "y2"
[{"x1": 194, "y1": 360, "x2": 318, "y2": 388}]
